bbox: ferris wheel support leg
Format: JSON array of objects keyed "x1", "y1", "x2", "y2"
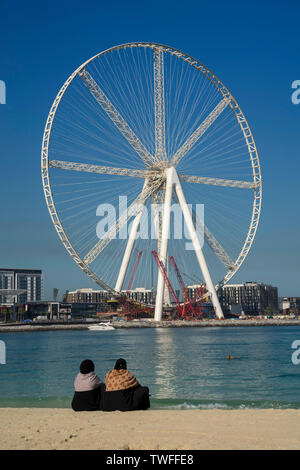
[
  {"x1": 151, "y1": 194, "x2": 162, "y2": 256},
  {"x1": 173, "y1": 168, "x2": 224, "y2": 319},
  {"x1": 152, "y1": 192, "x2": 171, "y2": 308},
  {"x1": 115, "y1": 182, "x2": 147, "y2": 293},
  {"x1": 154, "y1": 168, "x2": 174, "y2": 321}
]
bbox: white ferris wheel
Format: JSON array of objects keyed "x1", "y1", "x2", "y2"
[{"x1": 41, "y1": 42, "x2": 262, "y2": 321}]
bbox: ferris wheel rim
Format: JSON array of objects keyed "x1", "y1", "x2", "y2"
[{"x1": 41, "y1": 42, "x2": 262, "y2": 295}]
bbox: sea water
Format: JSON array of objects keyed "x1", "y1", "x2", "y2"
[{"x1": 0, "y1": 326, "x2": 300, "y2": 409}]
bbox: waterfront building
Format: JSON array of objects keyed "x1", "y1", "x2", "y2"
[
  {"x1": 25, "y1": 301, "x2": 60, "y2": 320},
  {"x1": 279, "y1": 297, "x2": 300, "y2": 315},
  {"x1": 218, "y1": 282, "x2": 278, "y2": 315},
  {"x1": 62, "y1": 288, "x2": 111, "y2": 304},
  {"x1": 62, "y1": 288, "x2": 112, "y2": 316},
  {"x1": 121, "y1": 287, "x2": 156, "y2": 305},
  {"x1": 0, "y1": 268, "x2": 42, "y2": 305}
]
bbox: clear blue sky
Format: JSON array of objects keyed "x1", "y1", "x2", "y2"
[{"x1": 0, "y1": 0, "x2": 299, "y2": 299}]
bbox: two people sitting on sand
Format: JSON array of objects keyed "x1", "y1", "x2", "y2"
[{"x1": 72, "y1": 358, "x2": 150, "y2": 412}]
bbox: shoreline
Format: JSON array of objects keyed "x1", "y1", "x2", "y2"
[
  {"x1": 1, "y1": 396, "x2": 300, "y2": 411},
  {"x1": 1, "y1": 408, "x2": 300, "y2": 449},
  {"x1": 0, "y1": 318, "x2": 300, "y2": 333}
]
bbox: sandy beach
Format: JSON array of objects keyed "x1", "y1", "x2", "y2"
[{"x1": 0, "y1": 408, "x2": 299, "y2": 450}]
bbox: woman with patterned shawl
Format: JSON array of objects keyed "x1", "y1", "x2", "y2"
[{"x1": 102, "y1": 358, "x2": 150, "y2": 412}]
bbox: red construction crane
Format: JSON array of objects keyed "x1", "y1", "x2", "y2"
[
  {"x1": 190, "y1": 284, "x2": 206, "y2": 303},
  {"x1": 169, "y1": 256, "x2": 190, "y2": 303},
  {"x1": 126, "y1": 250, "x2": 143, "y2": 294},
  {"x1": 152, "y1": 250, "x2": 183, "y2": 317},
  {"x1": 169, "y1": 255, "x2": 197, "y2": 316},
  {"x1": 184, "y1": 284, "x2": 207, "y2": 318},
  {"x1": 169, "y1": 255, "x2": 207, "y2": 318}
]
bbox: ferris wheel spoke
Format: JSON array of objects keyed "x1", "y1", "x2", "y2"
[
  {"x1": 172, "y1": 192, "x2": 235, "y2": 270},
  {"x1": 49, "y1": 160, "x2": 148, "y2": 179},
  {"x1": 154, "y1": 48, "x2": 166, "y2": 160},
  {"x1": 170, "y1": 97, "x2": 231, "y2": 166},
  {"x1": 83, "y1": 177, "x2": 163, "y2": 265},
  {"x1": 179, "y1": 174, "x2": 256, "y2": 189},
  {"x1": 203, "y1": 224, "x2": 235, "y2": 270},
  {"x1": 78, "y1": 68, "x2": 156, "y2": 167},
  {"x1": 115, "y1": 180, "x2": 149, "y2": 292}
]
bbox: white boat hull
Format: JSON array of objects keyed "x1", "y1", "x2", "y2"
[{"x1": 88, "y1": 323, "x2": 115, "y2": 331}]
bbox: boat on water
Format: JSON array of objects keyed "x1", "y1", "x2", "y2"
[{"x1": 87, "y1": 323, "x2": 115, "y2": 331}]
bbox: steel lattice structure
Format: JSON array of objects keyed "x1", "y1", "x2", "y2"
[{"x1": 41, "y1": 42, "x2": 262, "y2": 320}]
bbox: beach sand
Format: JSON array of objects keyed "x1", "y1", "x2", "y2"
[{"x1": 0, "y1": 408, "x2": 300, "y2": 450}]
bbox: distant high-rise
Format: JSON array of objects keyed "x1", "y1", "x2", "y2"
[
  {"x1": 0, "y1": 269, "x2": 42, "y2": 304},
  {"x1": 53, "y1": 288, "x2": 59, "y2": 301}
]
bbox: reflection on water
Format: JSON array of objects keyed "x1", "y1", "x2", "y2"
[{"x1": 153, "y1": 329, "x2": 177, "y2": 397}]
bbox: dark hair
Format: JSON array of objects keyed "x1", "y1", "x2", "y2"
[
  {"x1": 114, "y1": 358, "x2": 127, "y2": 370},
  {"x1": 80, "y1": 359, "x2": 95, "y2": 374}
]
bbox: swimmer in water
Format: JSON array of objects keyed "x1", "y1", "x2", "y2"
[{"x1": 227, "y1": 354, "x2": 233, "y2": 360}]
